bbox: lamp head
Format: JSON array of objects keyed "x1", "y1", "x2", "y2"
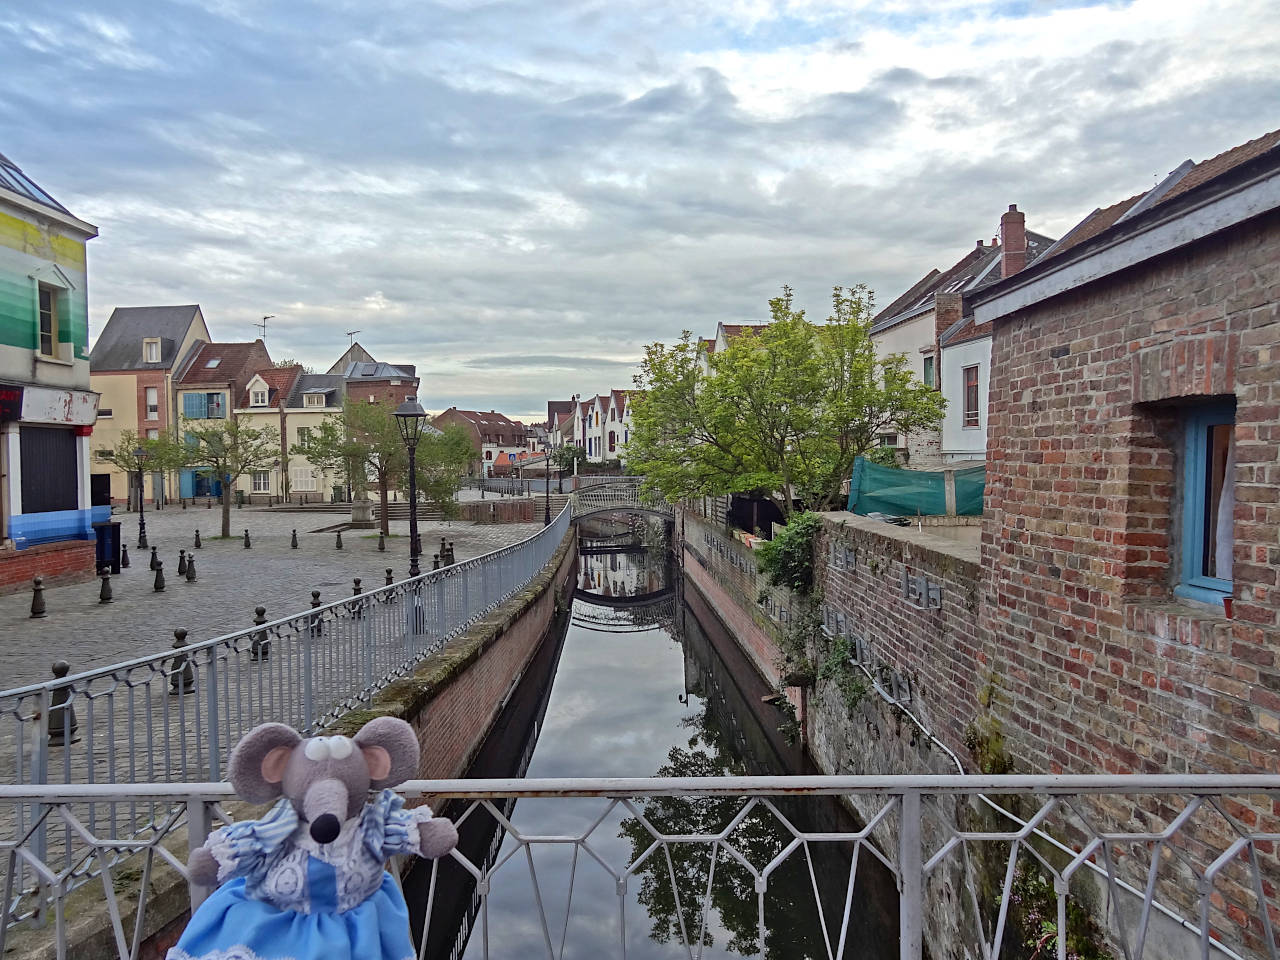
[{"x1": 394, "y1": 399, "x2": 428, "y2": 446}]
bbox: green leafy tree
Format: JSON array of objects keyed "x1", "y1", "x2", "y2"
[
  {"x1": 628, "y1": 285, "x2": 945, "y2": 517},
  {"x1": 94, "y1": 429, "x2": 179, "y2": 506},
  {"x1": 397, "y1": 423, "x2": 475, "y2": 520},
  {"x1": 163, "y1": 417, "x2": 282, "y2": 537},
  {"x1": 552, "y1": 443, "x2": 586, "y2": 491}
]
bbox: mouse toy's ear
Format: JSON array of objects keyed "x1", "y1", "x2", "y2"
[
  {"x1": 228, "y1": 723, "x2": 302, "y2": 802},
  {"x1": 353, "y1": 717, "x2": 419, "y2": 788}
]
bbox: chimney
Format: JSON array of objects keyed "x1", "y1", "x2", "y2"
[
  {"x1": 976, "y1": 239, "x2": 984, "y2": 249},
  {"x1": 934, "y1": 291, "x2": 963, "y2": 340},
  {"x1": 1000, "y1": 204, "x2": 1027, "y2": 278}
]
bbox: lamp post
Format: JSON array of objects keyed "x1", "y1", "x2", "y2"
[
  {"x1": 272, "y1": 458, "x2": 280, "y2": 505},
  {"x1": 394, "y1": 399, "x2": 428, "y2": 577},
  {"x1": 543, "y1": 453, "x2": 551, "y2": 526},
  {"x1": 133, "y1": 447, "x2": 149, "y2": 548}
]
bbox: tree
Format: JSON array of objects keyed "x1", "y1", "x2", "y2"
[
  {"x1": 273, "y1": 358, "x2": 317, "y2": 374},
  {"x1": 164, "y1": 417, "x2": 282, "y2": 537},
  {"x1": 552, "y1": 444, "x2": 585, "y2": 491},
  {"x1": 94, "y1": 430, "x2": 179, "y2": 506},
  {"x1": 627, "y1": 285, "x2": 945, "y2": 517},
  {"x1": 398, "y1": 423, "x2": 475, "y2": 520}
]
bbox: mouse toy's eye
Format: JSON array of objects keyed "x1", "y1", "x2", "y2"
[
  {"x1": 303, "y1": 738, "x2": 331, "y2": 761},
  {"x1": 328, "y1": 736, "x2": 354, "y2": 759}
]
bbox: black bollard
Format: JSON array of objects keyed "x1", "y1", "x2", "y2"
[
  {"x1": 194, "y1": 529, "x2": 202, "y2": 549},
  {"x1": 149, "y1": 546, "x2": 159, "y2": 570},
  {"x1": 440, "y1": 538, "x2": 447, "y2": 562},
  {"x1": 48, "y1": 660, "x2": 79, "y2": 745},
  {"x1": 153, "y1": 560, "x2": 165, "y2": 592},
  {"x1": 385, "y1": 567, "x2": 394, "y2": 586},
  {"x1": 182, "y1": 499, "x2": 187, "y2": 509},
  {"x1": 309, "y1": 589, "x2": 323, "y2": 636},
  {"x1": 185, "y1": 553, "x2": 197, "y2": 583},
  {"x1": 30, "y1": 576, "x2": 47, "y2": 619},
  {"x1": 447, "y1": 541, "x2": 456, "y2": 565},
  {"x1": 169, "y1": 630, "x2": 195, "y2": 695},
  {"x1": 207, "y1": 497, "x2": 211, "y2": 509},
  {"x1": 243, "y1": 529, "x2": 251, "y2": 549},
  {"x1": 353, "y1": 577, "x2": 362, "y2": 597},
  {"x1": 177, "y1": 550, "x2": 188, "y2": 576},
  {"x1": 251, "y1": 605, "x2": 269, "y2": 661},
  {"x1": 121, "y1": 543, "x2": 130, "y2": 568},
  {"x1": 378, "y1": 531, "x2": 385, "y2": 552},
  {"x1": 291, "y1": 529, "x2": 298, "y2": 549},
  {"x1": 98, "y1": 568, "x2": 113, "y2": 604},
  {"x1": 335, "y1": 531, "x2": 343, "y2": 550},
  {"x1": 432, "y1": 553, "x2": 440, "y2": 571}
]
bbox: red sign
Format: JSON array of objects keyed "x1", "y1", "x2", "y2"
[{"x1": 0, "y1": 386, "x2": 22, "y2": 421}]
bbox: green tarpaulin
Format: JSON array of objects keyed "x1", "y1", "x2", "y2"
[{"x1": 846, "y1": 457, "x2": 985, "y2": 517}]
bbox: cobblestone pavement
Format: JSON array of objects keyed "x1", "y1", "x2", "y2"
[{"x1": 0, "y1": 506, "x2": 543, "y2": 688}]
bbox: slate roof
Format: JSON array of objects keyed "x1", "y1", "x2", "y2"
[
  {"x1": 90, "y1": 305, "x2": 204, "y2": 371},
  {"x1": 343, "y1": 361, "x2": 417, "y2": 380},
  {"x1": 287, "y1": 374, "x2": 345, "y2": 408}
]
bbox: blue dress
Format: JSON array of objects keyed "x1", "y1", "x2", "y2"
[{"x1": 169, "y1": 790, "x2": 433, "y2": 960}]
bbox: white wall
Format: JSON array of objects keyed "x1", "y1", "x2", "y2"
[{"x1": 940, "y1": 335, "x2": 991, "y2": 462}]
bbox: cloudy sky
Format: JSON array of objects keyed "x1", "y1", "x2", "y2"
[{"x1": 3, "y1": 0, "x2": 1276, "y2": 421}]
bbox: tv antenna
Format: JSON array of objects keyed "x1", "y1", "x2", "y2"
[
  {"x1": 346, "y1": 330, "x2": 361, "y2": 347},
  {"x1": 255, "y1": 315, "x2": 274, "y2": 341}
]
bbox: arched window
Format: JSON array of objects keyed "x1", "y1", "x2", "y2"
[{"x1": 484, "y1": 450, "x2": 492, "y2": 460}]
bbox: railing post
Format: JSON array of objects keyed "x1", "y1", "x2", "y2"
[
  {"x1": 436, "y1": 575, "x2": 447, "y2": 637},
  {"x1": 186, "y1": 795, "x2": 214, "y2": 910},
  {"x1": 362, "y1": 593, "x2": 374, "y2": 694},
  {"x1": 301, "y1": 627, "x2": 315, "y2": 734},
  {"x1": 32, "y1": 686, "x2": 51, "y2": 921},
  {"x1": 205, "y1": 648, "x2": 221, "y2": 781},
  {"x1": 898, "y1": 789, "x2": 923, "y2": 960}
]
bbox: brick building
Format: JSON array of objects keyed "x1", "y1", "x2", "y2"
[{"x1": 432, "y1": 407, "x2": 525, "y2": 476}]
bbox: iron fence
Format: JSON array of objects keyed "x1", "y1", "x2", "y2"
[
  {"x1": 0, "y1": 506, "x2": 571, "y2": 922},
  {"x1": 2, "y1": 775, "x2": 1277, "y2": 960}
]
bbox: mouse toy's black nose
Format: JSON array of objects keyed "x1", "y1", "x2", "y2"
[{"x1": 310, "y1": 813, "x2": 340, "y2": 844}]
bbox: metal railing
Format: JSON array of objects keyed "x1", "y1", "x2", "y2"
[
  {"x1": 572, "y1": 477, "x2": 672, "y2": 519},
  {"x1": 2, "y1": 775, "x2": 1277, "y2": 960},
  {"x1": 0, "y1": 506, "x2": 571, "y2": 922}
]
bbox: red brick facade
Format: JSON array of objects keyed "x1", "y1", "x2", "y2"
[{"x1": 0, "y1": 540, "x2": 97, "y2": 595}]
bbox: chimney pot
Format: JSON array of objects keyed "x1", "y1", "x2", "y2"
[
  {"x1": 1008, "y1": 204, "x2": 1018, "y2": 212},
  {"x1": 976, "y1": 240, "x2": 983, "y2": 248}
]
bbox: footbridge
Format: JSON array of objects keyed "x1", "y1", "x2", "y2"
[{"x1": 570, "y1": 476, "x2": 672, "y2": 521}]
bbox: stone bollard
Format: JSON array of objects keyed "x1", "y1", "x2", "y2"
[
  {"x1": 291, "y1": 529, "x2": 298, "y2": 549},
  {"x1": 182, "y1": 499, "x2": 187, "y2": 509},
  {"x1": 440, "y1": 538, "x2": 447, "y2": 561},
  {"x1": 243, "y1": 529, "x2": 251, "y2": 549},
  {"x1": 353, "y1": 577, "x2": 362, "y2": 597},
  {"x1": 177, "y1": 550, "x2": 188, "y2": 577},
  {"x1": 169, "y1": 630, "x2": 195, "y2": 695},
  {"x1": 185, "y1": 553, "x2": 198, "y2": 583},
  {"x1": 149, "y1": 546, "x2": 160, "y2": 570},
  {"x1": 447, "y1": 541, "x2": 456, "y2": 565},
  {"x1": 121, "y1": 543, "x2": 130, "y2": 568},
  {"x1": 335, "y1": 531, "x2": 343, "y2": 550},
  {"x1": 194, "y1": 529, "x2": 202, "y2": 549},
  {"x1": 378, "y1": 531, "x2": 385, "y2": 552},
  {"x1": 48, "y1": 660, "x2": 79, "y2": 745},
  {"x1": 99, "y1": 568, "x2": 113, "y2": 604},
  {"x1": 30, "y1": 576, "x2": 48, "y2": 618},
  {"x1": 385, "y1": 567, "x2": 394, "y2": 586},
  {"x1": 432, "y1": 554, "x2": 440, "y2": 571},
  {"x1": 309, "y1": 589, "x2": 323, "y2": 636},
  {"x1": 153, "y1": 560, "x2": 165, "y2": 592},
  {"x1": 207, "y1": 498, "x2": 212, "y2": 509},
  {"x1": 251, "y1": 605, "x2": 269, "y2": 661}
]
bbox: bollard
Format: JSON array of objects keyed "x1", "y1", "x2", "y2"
[
  {"x1": 154, "y1": 560, "x2": 165, "y2": 592},
  {"x1": 121, "y1": 543, "x2": 130, "y2": 568},
  {"x1": 447, "y1": 541, "x2": 456, "y2": 565},
  {"x1": 440, "y1": 537, "x2": 447, "y2": 561},
  {"x1": 386, "y1": 567, "x2": 394, "y2": 586},
  {"x1": 378, "y1": 531, "x2": 385, "y2": 552},
  {"x1": 353, "y1": 577, "x2": 362, "y2": 597},
  {"x1": 194, "y1": 529, "x2": 202, "y2": 549},
  {"x1": 149, "y1": 546, "x2": 159, "y2": 570},
  {"x1": 30, "y1": 576, "x2": 47, "y2": 619},
  {"x1": 99, "y1": 568, "x2": 113, "y2": 604},
  {"x1": 182, "y1": 499, "x2": 187, "y2": 509},
  {"x1": 309, "y1": 589, "x2": 323, "y2": 637},
  {"x1": 48, "y1": 661, "x2": 79, "y2": 745},
  {"x1": 207, "y1": 498, "x2": 211, "y2": 509},
  {"x1": 243, "y1": 529, "x2": 251, "y2": 549},
  {"x1": 177, "y1": 550, "x2": 188, "y2": 576},
  {"x1": 185, "y1": 553, "x2": 197, "y2": 582},
  {"x1": 291, "y1": 529, "x2": 298, "y2": 549},
  {"x1": 335, "y1": 531, "x2": 343, "y2": 550},
  {"x1": 432, "y1": 554, "x2": 440, "y2": 571},
  {"x1": 169, "y1": 630, "x2": 195, "y2": 695},
  {"x1": 251, "y1": 605, "x2": 269, "y2": 661}
]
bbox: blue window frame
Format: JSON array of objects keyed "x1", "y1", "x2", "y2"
[{"x1": 1174, "y1": 401, "x2": 1234, "y2": 606}]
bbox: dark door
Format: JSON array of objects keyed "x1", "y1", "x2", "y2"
[
  {"x1": 90, "y1": 473, "x2": 112, "y2": 506},
  {"x1": 20, "y1": 426, "x2": 78, "y2": 513}
]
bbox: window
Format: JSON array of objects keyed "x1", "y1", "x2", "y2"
[
  {"x1": 608, "y1": 430, "x2": 616, "y2": 452},
  {"x1": 878, "y1": 433, "x2": 899, "y2": 447},
  {"x1": 147, "y1": 428, "x2": 159, "y2": 440},
  {"x1": 1176, "y1": 402, "x2": 1235, "y2": 606},
  {"x1": 185, "y1": 392, "x2": 225, "y2": 419},
  {"x1": 304, "y1": 393, "x2": 325, "y2": 408},
  {"x1": 207, "y1": 393, "x2": 225, "y2": 418},
  {"x1": 297, "y1": 426, "x2": 312, "y2": 445},
  {"x1": 98, "y1": 408, "x2": 113, "y2": 418},
  {"x1": 291, "y1": 465, "x2": 317, "y2": 492},
  {"x1": 145, "y1": 387, "x2": 159, "y2": 420},
  {"x1": 484, "y1": 450, "x2": 492, "y2": 460},
  {"x1": 923, "y1": 356, "x2": 935, "y2": 388},
  {"x1": 610, "y1": 408, "x2": 615, "y2": 421},
  {"x1": 204, "y1": 358, "x2": 221, "y2": 369},
  {"x1": 963, "y1": 365, "x2": 980, "y2": 427},
  {"x1": 37, "y1": 284, "x2": 57, "y2": 357},
  {"x1": 143, "y1": 339, "x2": 160, "y2": 363},
  {"x1": 250, "y1": 389, "x2": 268, "y2": 406},
  {"x1": 251, "y1": 471, "x2": 271, "y2": 493},
  {"x1": 405, "y1": 394, "x2": 414, "y2": 402}
]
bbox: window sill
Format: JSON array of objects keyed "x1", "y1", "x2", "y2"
[
  {"x1": 1125, "y1": 597, "x2": 1231, "y2": 643},
  {"x1": 35, "y1": 353, "x2": 74, "y2": 367}
]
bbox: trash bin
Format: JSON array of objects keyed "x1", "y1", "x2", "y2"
[
  {"x1": 92, "y1": 520, "x2": 122, "y2": 574},
  {"x1": 235, "y1": 489, "x2": 246, "y2": 507}
]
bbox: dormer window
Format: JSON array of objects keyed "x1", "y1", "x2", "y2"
[
  {"x1": 304, "y1": 393, "x2": 326, "y2": 408},
  {"x1": 143, "y1": 339, "x2": 160, "y2": 363},
  {"x1": 251, "y1": 389, "x2": 268, "y2": 407}
]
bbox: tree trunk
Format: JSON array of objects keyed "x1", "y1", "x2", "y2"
[
  {"x1": 379, "y1": 475, "x2": 390, "y2": 535},
  {"x1": 221, "y1": 482, "x2": 232, "y2": 538}
]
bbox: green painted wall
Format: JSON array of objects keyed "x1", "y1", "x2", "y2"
[{"x1": 0, "y1": 209, "x2": 90, "y2": 361}]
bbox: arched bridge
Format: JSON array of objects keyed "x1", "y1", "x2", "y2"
[{"x1": 571, "y1": 476, "x2": 672, "y2": 521}]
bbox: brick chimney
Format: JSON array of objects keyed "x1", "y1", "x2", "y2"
[
  {"x1": 1000, "y1": 204, "x2": 1027, "y2": 278},
  {"x1": 934, "y1": 291, "x2": 963, "y2": 340}
]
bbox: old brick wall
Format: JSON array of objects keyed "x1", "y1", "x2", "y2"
[
  {"x1": 0, "y1": 540, "x2": 96, "y2": 595},
  {"x1": 982, "y1": 210, "x2": 1280, "y2": 952}
]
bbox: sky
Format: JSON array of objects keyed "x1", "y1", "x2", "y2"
[{"x1": 3, "y1": 0, "x2": 1277, "y2": 423}]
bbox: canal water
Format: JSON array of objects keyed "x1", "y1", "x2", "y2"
[{"x1": 406, "y1": 525, "x2": 898, "y2": 959}]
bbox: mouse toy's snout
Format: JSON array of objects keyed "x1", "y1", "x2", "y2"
[{"x1": 309, "y1": 813, "x2": 341, "y2": 844}]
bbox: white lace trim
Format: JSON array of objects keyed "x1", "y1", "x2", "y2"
[{"x1": 168, "y1": 947, "x2": 296, "y2": 960}]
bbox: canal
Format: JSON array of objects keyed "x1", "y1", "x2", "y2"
[{"x1": 406, "y1": 522, "x2": 899, "y2": 959}]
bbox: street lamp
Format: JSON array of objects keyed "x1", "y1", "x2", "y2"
[
  {"x1": 133, "y1": 447, "x2": 149, "y2": 548},
  {"x1": 272, "y1": 458, "x2": 280, "y2": 505},
  {"x1": 543, "y1": 452, "x2": 551, "y2": 526},
  {"x1": 394, "y1": 399, "x2": 428, "y2": 577}
]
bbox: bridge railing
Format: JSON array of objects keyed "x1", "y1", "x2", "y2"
[
  {"x1": 0, "y1": 506, "x2": 572, "y2": 921},
  {"x1": 2, "y1": 775, "x2": 1277, "y2": 960}
]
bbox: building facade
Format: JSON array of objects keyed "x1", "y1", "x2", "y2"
[{"x1": 431, "y1": 407, "x2": 524, "y2": 476}]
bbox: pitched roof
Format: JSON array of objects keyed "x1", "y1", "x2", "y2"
[
  {"x1": 1043, "y1": 128, "x2": 1280, "y2": 262},
  {"x1": 176, "y1": 341, "x2": 272, "y2": 386},
  {"x1": 325, "y1": 342, "x2": 376, "y2": 376},
  {"x1": 697, "y1": 337, "x2": 716, "y2": 355},
  {"x1": 287, "y1": 374, "x2": 345, "y2": 408},
  {"x1": 238, "y1": 365, "x2": 302, "y2": 409},
  {"x1": 718, "y1": 323, "x2": 769, "y2": 340},
  {"x1": 546, "y1": 399, "x2": 576, "y2": 427},
  {"x1": 0, "y1": 152, "x2": 71, "y2": 215},
  {"x1": 611, "y1": 389, "x2": 627, "y2": 414},
  {"x1": 343, "y1": 361, "x2": 417, "y2": 381},
  {"x1": 90, "y1": 305, "x2": 204, "y2": 371}
]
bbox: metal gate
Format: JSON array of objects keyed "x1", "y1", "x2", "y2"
[{"x1": 19, "y1": 425, "x2": 77, "y2": 513}]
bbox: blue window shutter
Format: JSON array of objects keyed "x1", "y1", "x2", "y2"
[{"x1": 183, "y1": 393, "x2": 206, "y2": 419}]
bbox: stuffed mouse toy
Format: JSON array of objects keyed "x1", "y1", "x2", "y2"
[{"x1": 169, "y1": 717, "x2": 458, "y2": 960}]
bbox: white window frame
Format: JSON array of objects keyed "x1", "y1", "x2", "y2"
[
  {"x1": 143, "y1": 339, "x2": 160, "y2": 363},
  {"x1": 37, "y1": 283, "x2": 58, "y2": 358},
  {"x1": 304, "y1": 393, "x2": 325, "y2": 408},
  {"x1": 145, "y1": 386, "x2": 159, "y2": 420},
  {"x1": 250, "y1": 389, "x2": 268, "y2": 407},
  {"x1": 251, "y1": 470, "x2": 271, "y2": 493}
]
